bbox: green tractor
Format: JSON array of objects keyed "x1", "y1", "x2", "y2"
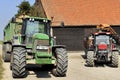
[{"x1": 3, "y1": 17, "x2": 68, "y2": 78}]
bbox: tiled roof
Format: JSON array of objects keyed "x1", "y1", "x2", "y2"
[{"x1": 41, "y1": 0, "x2": 120, "y2": 26}]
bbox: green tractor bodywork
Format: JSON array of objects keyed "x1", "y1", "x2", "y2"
[
  {"x1": 3, "y1": 16, "x2": 68, "y2": 78},
  {"x1": 32, "y1": 33, "x2": 54, "y2": 64}
]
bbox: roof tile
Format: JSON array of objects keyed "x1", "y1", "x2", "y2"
[{"x1": 41, "y1": 0, "x2": 120, "y2": 26}]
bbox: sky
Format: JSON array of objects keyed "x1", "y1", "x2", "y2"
[{"x1": 0, "y1": 0, "x2": 35, "y2": 40}]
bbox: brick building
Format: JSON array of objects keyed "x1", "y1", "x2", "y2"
[{"x1": 35, "y1": 0, "x2": 120, "y2": 51}]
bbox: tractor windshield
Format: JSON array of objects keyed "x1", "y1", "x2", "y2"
[
  {"x1": 95, "y1": 35, "x2": 110, "y2": 45},
  {"x1": 26, "y1": 20, "x2": 45, "y2": 37}
]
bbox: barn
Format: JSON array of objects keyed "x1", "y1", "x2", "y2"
[{"x1": 35, "y1": 0, "x2": 120, "y2": 51}]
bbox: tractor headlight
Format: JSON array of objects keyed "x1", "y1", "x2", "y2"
[{"x1": 36, "y1": 46, "x2": 49, "y2": 50}]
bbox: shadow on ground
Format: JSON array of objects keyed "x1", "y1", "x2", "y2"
[{"x1": 26, "y1": 64, "x2": 54, "y2": 78}]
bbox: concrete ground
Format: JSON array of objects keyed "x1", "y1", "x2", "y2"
[{"x1": 1, "y1": 46, "x2": 120, "y2": 80}]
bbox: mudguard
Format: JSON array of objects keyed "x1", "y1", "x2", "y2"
[{"x1": 52, "y1": 45, "x2": 66, "y2": 53}]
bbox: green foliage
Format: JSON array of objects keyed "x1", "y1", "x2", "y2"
[
  {"x1": 16, "y1": 1, "x2": 31, "y2": 17},
  {"x1": 16, "y1": 1, "x2": 46, "y2": 18},
  {"x1": 29, "y1": 6, "x2": 46, "y2": 17},
  {"x1": 0, "y1": 40, "x2": 3, "y2": 44}
]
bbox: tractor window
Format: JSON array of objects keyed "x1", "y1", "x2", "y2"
[
  {"x1": 95, "y1": 35, "x2": 110, "y2": 45},
  {"x1": 15, "y1": 23, "x2": 22, "y2": 34},
  {"x1": 26, "y1": 20, "x2": 45, "y2": 37}
]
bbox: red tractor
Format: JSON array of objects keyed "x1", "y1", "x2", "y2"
[{"x1": 86, "y1": 32, "x2": 119, "y2": 67}]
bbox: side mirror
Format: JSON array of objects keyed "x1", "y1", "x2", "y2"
[
  {"x1": 11, "y1": 17, "x2": 16, "y2": 23},
  {"x1": 61, "y1": 21, "x2": 64, "y2": 27}
]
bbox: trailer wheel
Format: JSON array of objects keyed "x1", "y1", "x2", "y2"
[
  {"x1": 112, "y1": 51, "x2": 119, "y2": 67},
  {"x1": 87, "y1": 51, "x2": 94, "y2": 67},
  {"x1": 2, "y1": 44, "x2": 11, "y2": 62},
  {"x1": 12, "y1": 47, "x2": 27, "y2": 78},
  {"x1": 52, "y1": 48, "x2": 68, "y2": 77}
]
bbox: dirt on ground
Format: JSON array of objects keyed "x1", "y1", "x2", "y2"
[{"x1": 1, "y1": 46, "x2": 120, "y2": 80}]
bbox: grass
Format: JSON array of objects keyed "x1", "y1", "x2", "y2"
[
  {"x1": 0, "y1": 57, "x2": 4, "y2": 80},
  {"x1": 0, "y1": 41, "x2": 3, "y2": 45},
  {"x1": 0, "y1": 42, "x2": 4, "y2": 80}
]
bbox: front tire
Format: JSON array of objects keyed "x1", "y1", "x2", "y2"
[
  {"x1": 52, "y1": 48, "x2": 68, "y2": 77},
  {"x1": 12, "y1": 47, "x2": 27, "y2": 78},
  {"x1": 86, "y1": 51, "x2": 94, "y2": 67},
  {"x1": 111, "y1": 51, "x2": 119, "y2": 67}
]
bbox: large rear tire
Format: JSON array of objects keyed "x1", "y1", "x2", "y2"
[
  {"x1": 112, "y1": 51, "x2": 119, "y2": 67},
  {"x1": 12, "y1": 47, "x2": 27, "y2": 78},
  {"x1": 86, "y1": 51, "x2": 94, "y2": 67},
  {"x1": 52, "y1": 48, "x2": 68, "y2": 77},
  {"x1": 2, "y1": 44, "x2": 11, "y2": 62}
]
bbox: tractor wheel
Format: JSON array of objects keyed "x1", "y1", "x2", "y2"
[
  {"x1": 86, "y1": 51, "x2": 94, "y2": 67},
  {"x1": 112, "y1": 51, "x2": 119, "y2": 67},
  {"x1": 12, "y1": 47, "x2": 27, "y2": 78},
  {"x1": 52, "y1": 48, "x2": 68, "y2": 77},
  {"x1": 2, "y1": 44, "x2": 11, "y2": 62}
]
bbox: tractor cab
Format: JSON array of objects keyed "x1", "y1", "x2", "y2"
[
  {"x1": 94, "y1": 32, "x2": 110, "y2": 51},
  {"x1": 94, "y1": 32, "x2": 112, "y2": 62},
  {"x1": 21, "y1": 17, "x2": 51, "y2": 49}
]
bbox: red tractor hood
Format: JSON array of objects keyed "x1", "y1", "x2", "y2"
[{"x1": 98, "y1": 44, "x2": 107, "y2": 50}]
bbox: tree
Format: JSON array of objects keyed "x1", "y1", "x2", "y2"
[
  {"x1": 29, "y1": 5, "x2": 46, "y2": 17},
  {"x1": 16, "y1": 1, "x2": 31, "y2": 17},
  {"x1": 16, "y1": 0, "x2": 46, "y2": 18}
]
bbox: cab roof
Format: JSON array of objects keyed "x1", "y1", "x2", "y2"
[{"x1": 24, "y1": 17, "x2": 51, "y2": 21}]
